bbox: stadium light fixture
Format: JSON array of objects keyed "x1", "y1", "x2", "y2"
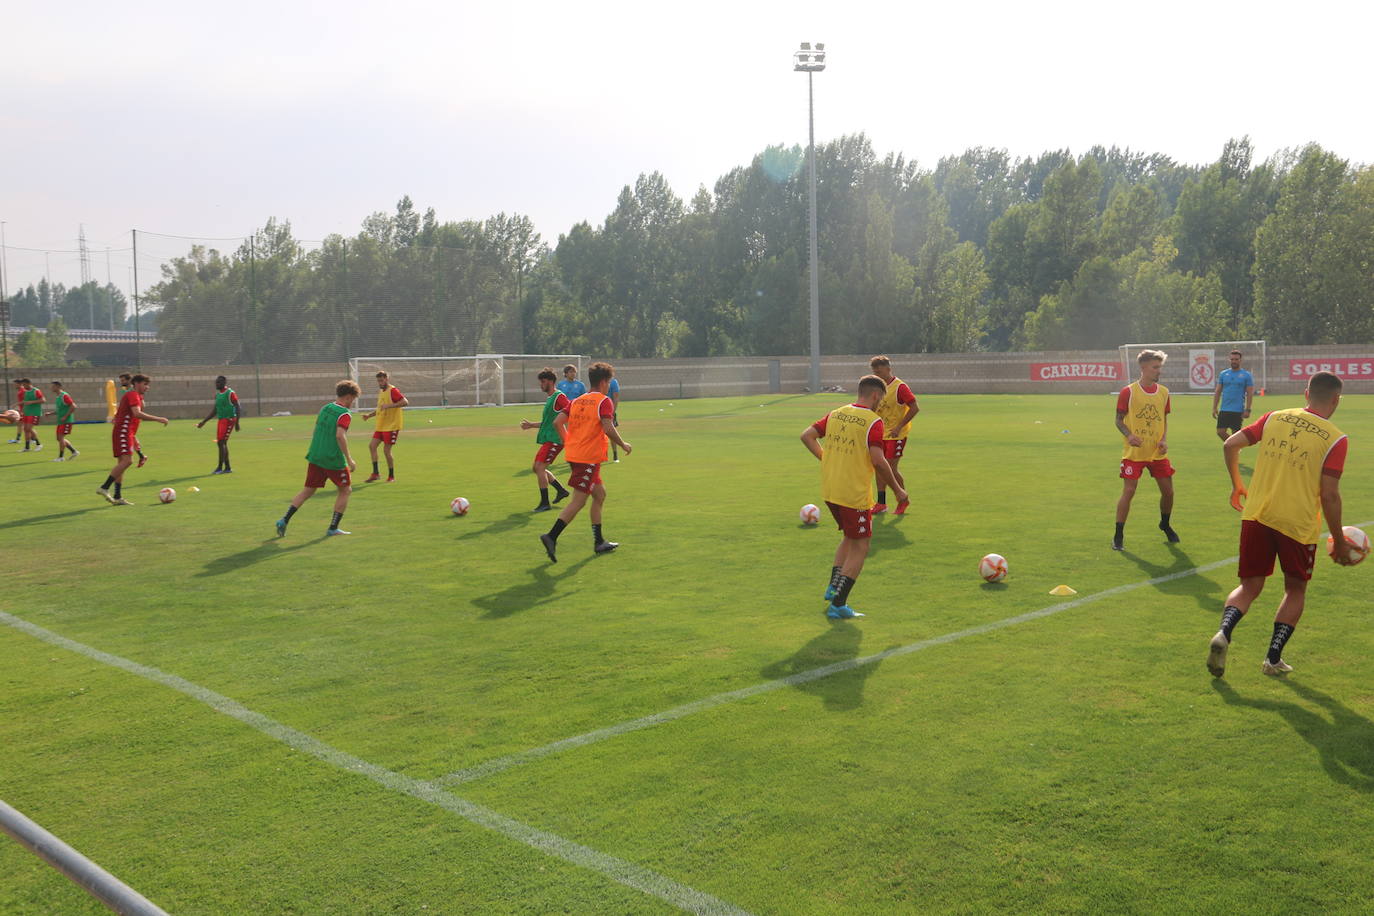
[{"x1": 794, "y1": 42, "x2": 826, "y2": 394}]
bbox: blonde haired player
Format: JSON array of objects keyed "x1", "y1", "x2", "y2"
[
  {"x1": 362, "y1": 370, "x2": 408, "y2": 482},
  {"x1": 1206, "y1": 371, "x2": 1355, "y2": 678},
  {"x1": 800, "y1": 375, "x2": 908, "y2": 619},
  {"x1": 1113, "y1": 349, "x2": 1179, "y2": 550},
  {"x1": 867, "y1": 356, "x2": 920, "y2": 514}
]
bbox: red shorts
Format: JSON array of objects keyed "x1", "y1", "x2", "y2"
[
  {"x1": 216, "y1": 418, "x2": 236, "y2": 442},
  {"x1": 56, "y1": 423, "x2": 73, "y2": 436},
  {"x1": 567, "y1": 461, "x2": 602, "y2": 494},
  {"x1": 882, "y1": 438, "x2": 907, "y2": 461},
  {"x1": 112, "y1": 427, "x2": 136, "y2": 458},
  {"x1": 826, "y1": 501, "x2": 873, "y2": 539},
  {"x1": 1120, "y1": 458, "x2": 1175, "y2": 479},
  {"x1": 304, "y1": 462, "x2": 351, "y2": 489},
  {"x1": 372, "y1": 429, "x2": 400, "y2": 445},
  {"x1": 1238, "y1": 519, "x2": 1317, "y2": 581},
  {"x1": 535, "y1": 441, "x2": 564, "y2": 464},
  {"x1": 20, "y1": 415, "x2": 38, "y2": 426}
]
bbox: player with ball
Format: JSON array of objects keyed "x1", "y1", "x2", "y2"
[{"x1": 1207, "y1": 371, "x2": 1359, "y2": 678}]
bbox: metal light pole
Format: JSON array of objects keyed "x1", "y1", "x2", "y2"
[
  {"x1": 794, "y1": 42, "x2": 826, "y2": 394},
  {"x1": 1, "y1": 221, "x2": 9, "y2": 408}
]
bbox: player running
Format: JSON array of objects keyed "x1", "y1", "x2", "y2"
[
  {"x1": 1207, "y1": 371, "x2": 1355, "y2": 678},
  {"x1": 18, "y1": 378, "x2": 44, "y2": 452},
  {"x1": 196, "y1": 375, "x2": 241, "y2": 474},
  {"x1": 116, "y1": 373, "x2": 149, "y2": 466},
  {"x1": 1113, "y1": 349, "x2": 1179, "y2": 550},
  {"x1": 362, "y1": 370, "x2": 408, "y2": 482},
  {"x1": 47, "y1": 381, "x2": 79, "y2": 460},
  {"x1": 519, "y1": 368, "x2": 573, "y2": 512},
  {"x1": 1212, "y1": 348, "x2": 1255, "y2": 441},
  {"x1": 276, "y1": 380, "x2": 361, "y2": 537},
  {"x1": 97, "y1": 374, "x2": 168, "y2": 505},
  {"x1": 867, "y1": 355, "x2": 920, "y2": 514},
  {"x1": 538, "y1": 362, "x2": 631, "y2": 562},
  {"x1": 800, "y1": 374, "x2": 908, "y2": 619}
]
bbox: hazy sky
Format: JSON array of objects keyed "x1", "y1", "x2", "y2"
[{"x1": 4, "y1": 0, "x2": 1371, "y2": 300}]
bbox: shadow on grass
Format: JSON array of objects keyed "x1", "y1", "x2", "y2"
[
  {"x1": 473, "y1": 555, "x2": 594, "y2": 619},
  {"x1": 1120, "y1": 542, "x2": 1215, "y2": 612},
  {"x1": 760, "y1": 622, "x2": 885, "y2": 712},
  {"x1": 453, "y1": 510, "x2": 536, "y2": 541},
  {"x1": 1211, "y1": 680, "x2": 1374, "y2": 792},
  {"x1": 26, "y1": 469, "x2": 93, "y2": 481},
  {"x1": 196, "y1": 537, "x2": 326, "y2": 577},
  {"x1": 0, "y1": 506, "x2": 107, "y2": 531},
  {"x1": 678, "y1": 393, "x2": 811, "y2": 419}
]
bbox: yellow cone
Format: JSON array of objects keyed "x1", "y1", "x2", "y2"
[{"x1": 1049, "y1": 584, "x2": 1077, "y2": 596}]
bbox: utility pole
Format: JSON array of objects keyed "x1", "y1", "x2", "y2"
[
  {"x1": 132, "y1": 229, "x2": 142, "y2": 369},
  {"x1": 793, "y1": 42, "x2": 827, "y2": 394},
  {"x1": 79, "y1": 225, "x2": 93, "y2": 326}
]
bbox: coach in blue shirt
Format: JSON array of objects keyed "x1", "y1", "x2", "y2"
[
  {"x1": 1212, "y1": 348, "x2": 1255, "y2": 439},
  {"x1": 556, "y1": 364, "x2": 587, "y2": 400}
]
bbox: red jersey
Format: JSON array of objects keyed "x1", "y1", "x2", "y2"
[{"x1": 115, "y1": 390, "x2": 143, "y2": 437}]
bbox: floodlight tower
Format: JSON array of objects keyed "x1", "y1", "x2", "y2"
[{"x1": 794, "y1": 42, "x2": 826, "y2": 394}]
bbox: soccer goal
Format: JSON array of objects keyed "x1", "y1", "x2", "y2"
[
  {"x1": 347, "y1": 355, "x2": 585, "y2": 408},
  {"x1": 1118, "y1": 340, "x2": 1266, "y2": 395}
]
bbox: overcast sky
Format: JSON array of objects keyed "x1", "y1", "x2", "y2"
[{"x1": 3, "y1": 0, "x2": 1371, "y2": 303}]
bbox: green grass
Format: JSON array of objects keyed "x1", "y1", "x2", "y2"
[{"x1": 2, "y1": 392, "x2": 1372, "y2": 914}]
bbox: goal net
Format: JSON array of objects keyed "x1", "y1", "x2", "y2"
[
  {"x1": 1118, "y1": 340, "x2": 1266, "y2": 395},
  {"x1": 347, "y1": 355, "x2": 585, "y2": 408}
]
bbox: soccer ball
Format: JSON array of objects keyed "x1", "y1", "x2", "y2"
[
  {"x1": 980, "y1": 553, "x2": 1008, "y2": 582},
  {"x1": 1327, "y1": 526, "x2": 1370, "y2": 565},
  {"x1": 450, "y1": 497, "x2": 470, "y2": 516},
  {"x1": 800, "y1": 503, "x2": 820, "y2": 525},
  {"x1": 158, "y1": 487, "x2": 176, "y2": 504}
]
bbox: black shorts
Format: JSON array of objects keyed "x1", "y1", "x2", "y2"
[{"x1": 1216, "y1": 410, "x2": 1244, "y2": 431}]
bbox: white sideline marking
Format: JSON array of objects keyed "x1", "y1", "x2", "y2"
[
  {"x1": 442, "y1": 552, "x2": 1260, "y2": 786},
  {"x1": 0, "y1": 611, "x2": 751, "y2": 916}
]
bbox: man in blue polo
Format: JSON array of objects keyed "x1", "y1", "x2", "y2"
[{"x1": 1212, "y1": 349, "x2": 1255, "y2": 440}]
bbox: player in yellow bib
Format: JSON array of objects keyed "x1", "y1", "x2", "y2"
[
  {"x1": 1206, "y1": 371, "x2": 1356, "y2": 678},
  {"x1": 868, "y1": 355, "x2": 920, "y2": 514},
  {"x1": 800, "y1": 374, "x2": 907, "y2": 619},
  {"x1": 362, "y1": 370, "x2": 409, "y2": 482},
  {"x1": 1113, "y1": 349, "x2": 1179, "y2": 550}
]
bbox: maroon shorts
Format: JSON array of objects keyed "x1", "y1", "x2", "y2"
[
  {"x1": 567, "y1": 461, "x2": 602, "y2": 494},
  {"x1": 20, "y1": 415, "x2": 38, "y2": 426},
  {"x1": 1120, "y1": 458, "x2": 1174, "y2": 479},
  {"x1": 304, "y1": 462, "x2": 351, "y2": 489},
  {"x1": 216, "y1": 418, "x2": 236, "y2": 442},
  {"x1": 826, "y1": 501, "x2": 873, "y2": 540},
  {"x1": 882, "y1": 438, "x2": 907, "y2": 461},
  {"x1": 1238, "y1": 519, "x2": 1317, "y2": 581},
  {"x1": 535, "y1": 441, "x2": 564, "y2": 464},
  {"x1": 56, "y1": 423, "x2": 73, "y2": 436},
  {"x1": 372, "y1": 429, "x2": 400, "y2": 444},
  {"x1": 112, "y1": 427, "x2": 136, "y2": 458}
]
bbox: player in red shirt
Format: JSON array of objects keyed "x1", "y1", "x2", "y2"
[
  {"x1": 116, "y1": 373, "x2": 149, "y2": 466},
  {"x1": 98, "y1": 374, "x2": 168, "y2": 505},
  {"x1": 868, "y1": 356, "x2": 921, "y2": 514},
  {"x1": 196, "y1": 375, "x2": 241, "y2": 474}
]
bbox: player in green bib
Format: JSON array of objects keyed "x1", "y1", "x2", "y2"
[
  {"x1": 519, "y1": 368, "x2": 573, "y2": 511},
  {"x1": 48, "y1": 380, "x2": 79, "y2": 460},
  {"x1": 196, "y1": 375, "x2": 241, "y2": 474},
  {"x1": 276, "y1": 380, "x2": 361, "y2": 537},
  {"x1": 19, "y1": 378, "x2": 45, "y2": 452}
]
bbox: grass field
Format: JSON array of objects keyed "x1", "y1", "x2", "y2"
[{"x1": 2, "y1": 390, "x2": 1372, "y2": 915}]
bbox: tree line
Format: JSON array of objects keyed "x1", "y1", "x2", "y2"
[{"x1": 13, "y1": 136, "x2": 1370, "y2": 366}]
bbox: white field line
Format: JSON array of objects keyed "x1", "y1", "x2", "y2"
[
  {"x1": 0, "y1": 611, "x2": 751, "y2": 916},
  {"x1": 442, "y1": 546, "x2": 1313, "y2": 787}
]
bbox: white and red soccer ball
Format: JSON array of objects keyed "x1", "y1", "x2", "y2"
[
  {"x1": 158, "y1": 487, "x2": 176, "y2": 504},
  {"x1": 1327, "y1": 526, "x2": 1370, "y2": 565},
  {"x1": 799, "y1": 504, "x2": 820, "y2": 525},
  {"x1": 450, "y1": 497, "x2": 470, "y2": 516},
  {"x1": 980, "y1": 553, "x2": 1008, "y2": 582}
]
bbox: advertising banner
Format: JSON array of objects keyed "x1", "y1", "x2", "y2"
[
  {"x1": 1288, "y1": 358, "x2": 1374, "y2": 380},
  {"x1": 1029, "y1": 362, "x2": 1122, "y2": 382}
]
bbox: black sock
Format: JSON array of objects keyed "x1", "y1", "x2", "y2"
[
  {"x1": 330, "y1": 510, "x2": 344, "y2": 530},
  {"x1": 137, "y1": 450, "x2": 145, "y2": 459},
  {"x1": 829, "y1": 565, "x2": 842, "y2": 591},
  {"x1": 101, "y1": 475, "x2": 115, "y2": 490},
  {"x1": 1114, "y1": 522, "x2": 1125, "y2": 540},
  {"x1": 1220, "y1": 605, "x2": 1244, "y2": 641},
  {"x1": 113, "y1": 482, "x2": 122, "y2": 498},
  {"x1": 1268, "y1": 622, "x2": 1296, "y2": 664},
  {"x1": 552, "y1": 478, "x2": 568, "y2": 495},
  {"x1": 877, "y1": 489, "x2": 887, "y2": 504},
  {"x1": 548, "y1": 518, "x2": 568, "y2": 541},
  {"x1": 387, "y1": 465, "x2": 394, "y2": 478},
  {"x1": 1160, "y1": 513, "x2": 1174, "y2": 529},
  {"x1": 372, "y1": 461, "x2": 379, "y2": 474},
  {"x1": 538, "y1": 487, "x2": 550, "y2": 506},
  {"x1": 283, "y1": 504, "x2": 299, "y2": 523},
  {"x1": 592, "y1": 523, "x2": 605, "y2": 545},
  {"x1": 834, "y1": 574, "x2": 858, "y2": 606}
]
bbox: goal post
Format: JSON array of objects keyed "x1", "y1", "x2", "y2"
[
  {"x1": 347, "y1": 355, "x2": 585, "y2": 408},
  {"x1": 1118, "y1": 340, "x2": 1266, "y2": 395}
]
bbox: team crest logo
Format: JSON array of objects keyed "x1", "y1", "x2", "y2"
[{"x1": 1191, "y1": 354, "x2": 1216, "y2": 387}]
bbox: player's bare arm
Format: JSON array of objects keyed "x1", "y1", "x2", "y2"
[
  {"x1": 891, "y1": 401, "x2": 920, "y2": 438},
  {"x1": 1115, "y1": 410, "x2": 1141, "y2": 447},
  {"x1": 520, "y1": 419, "x2": 538, "y2": 430},
  {"x1": 1157, "y1": 415, "x2": 1168, "y2": 455},
  {"x1": 378, "y1": 396, "x2": 410, "y2": 411},
  {"x1": 1211, "y1": 384, "x2": 1222, "y2": 419},
  {"x1": 197, "y1": 404, "x2": 218, "y2": 427},
  {"x1": 336, "y1": 426, "x2": 356, "y2": 472},
  {"x1": 552, "y1": 411, "x2": 569, "y2": 439},
  {"x1": 600, "y1": 416, "x2": 631, "y2": 454},
  {"x1": 1321, "y1": 476, "x2": 1354, "y2": 565},
  {"x1": 132, "y1": 405, "x2": 169, "y2": 426},
  {"x1": 800, "y1": 426, "x2": 824, "y2": 461},
  {"x1": 1244, "y1": 385, "x2": 1254, "y2": 417},
  {"x1": 1222, "y1": 429, "x2": 1251, "y2": 510}
]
